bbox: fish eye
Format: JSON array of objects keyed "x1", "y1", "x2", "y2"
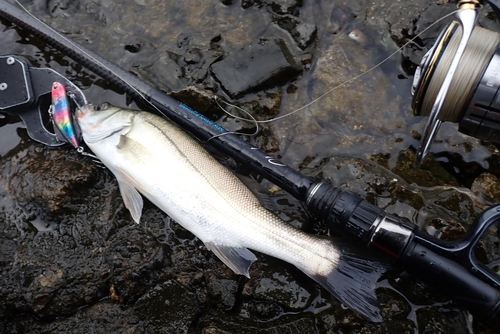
[{"x1": 95, "y1": 102, "x2": 109, "y2": 111}]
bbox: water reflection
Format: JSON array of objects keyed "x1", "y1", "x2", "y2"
[{"x1": 0, "y1": 121, "x2": 24, "y2": 157}]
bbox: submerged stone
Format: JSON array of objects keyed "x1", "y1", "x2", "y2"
[
  {"x1": 265, "y1": 0, "x2": 303, "y2": 15},
  {"x1": 471, "y1": 172, "x2": 500, "y2": 203},
  {"x1": 272, "y1": 14, "x2": 317, "y2": 50},
  {"x1": 211, "y1": 39, "x2": 302, "y2": 98}
]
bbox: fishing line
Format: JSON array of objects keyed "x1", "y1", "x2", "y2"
[
  {"x1": 15, "y1": 0, "x2": 458, "y2": 135},
  {"x1": 418, "y1": 25, "x2": 500, "y2": 122},
  {"x1": 208, "y1": 97, "x2": 259, "y2": 140},
  {"x1": 216, "y1": 9, "x2": 460, "y2": 125}
]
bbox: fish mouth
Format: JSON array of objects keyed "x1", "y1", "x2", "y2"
[{"x1": 75, "y1": 103, "x2": 94, "y2": 119}]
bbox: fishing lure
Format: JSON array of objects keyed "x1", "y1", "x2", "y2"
[{"x1": 51, "y1": 81, "x2": 79, "y2": 148}]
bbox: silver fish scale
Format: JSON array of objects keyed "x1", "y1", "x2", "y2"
[{"x1": 136, "y1": 111, "x2": 341, "y2": 275}]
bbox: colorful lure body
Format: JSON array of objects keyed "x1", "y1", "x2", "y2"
[{"x1": 51, "y1": 82, "x2": 79, "y2": 148}]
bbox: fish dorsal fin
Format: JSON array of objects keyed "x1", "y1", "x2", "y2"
[
  {"x1": 114, "y1": 165, "x2": 143, "y2": 224},
  {"x1": 205, "y1": 242, "x2": 257, "y2": 278}
]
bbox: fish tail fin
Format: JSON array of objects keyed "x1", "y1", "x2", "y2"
[{"x1": 302, "y1": 253, "x2": 386, "y2": 322}]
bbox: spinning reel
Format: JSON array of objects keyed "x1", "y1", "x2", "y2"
[{"x1": 412, "y1": 0, "x2": 500, "y2": 165}]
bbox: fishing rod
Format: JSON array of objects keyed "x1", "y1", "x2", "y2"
[{"x1": 1, "y1": 0, "x2": 500, "y2": 329}]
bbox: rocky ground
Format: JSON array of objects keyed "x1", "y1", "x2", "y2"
[{"x1": 1, "y1": 0, "x2": 500, "y2": 332}]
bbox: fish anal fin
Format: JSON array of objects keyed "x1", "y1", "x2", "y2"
[
  {"x1": 205, "y1": 242, "x2": 257, "y2": 278},
  {"x1": 114, "y1": 166, "x2": 143, "y2": 224}
]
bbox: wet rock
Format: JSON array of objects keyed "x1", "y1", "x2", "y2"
[
  {"x1": 106, "y1": 225, "x2": 167, "y2": 302},
  {"x1": 390, "y1": 149, "x2": 459, "y2": 188},
  {"x1": 251, "y1": 269, "x2": 313, "y2": 311},
  {"x1": 244, "y1": 300, "x2": 285, "y2": 321},
  {"x1": 4, "y1": 301, "x2": 145, "y2": 333},
  {"x1": 252, "y1": 126, "x2": 281, "y2": 154},
  {"x1": 169, "y1": 85, "x2": 221, "y2": 118},
  {"x1": 471, "y1": 173, "x2": 500, "y2": 203},
  {"x1": 0, "y1": 142, "x2": 169, "y2": 323},
  {"x1": 2, "y1": 0, "x2": 500, "y2": 333},
  {"x1": 377, "y1": 287, "x2": 412, "y2": 320},
  {"x1": 425, "y1": 217, "x2": 467, "y2": 241},
  {"x1": 211, "y1": 39, "x2": 302, "y2": 98},
  {"x1": 327, "y1": 4, "x2": 356, "y2": 34},
  {"x1": 196, "y1": 313, "x2": 317, "y2": 333},
  {"x1": 128, "y1": 26, "x2": 224, "y2": 93},
  {"x1": 364, "y1": 1, "x2": 454, "y2": 46},
  {"x1": 213, "y1": 87, "x2": 283, "y2": 152},
  {"x1": 240, "y1": 87, "x2": 283, "y2": 119},
  {"x1": 272, "y1": 14, "x2": 317, "y2": 50},
  {"x1": 389, "y1": 272, "x2": 451, "y2": 306},
  {"x1": 241, "y1": 0, "x2": 262, "y2": 9},
  {"x1": 265, "y1": 0, "x2": 303, "y2": 15},
  {"x1": 134, "y1": 280, "x2": 199, "y2": 333},
  {"x1": 0, "y1": 238, "x2": 16, "y2": 267},
  {"x1": 6, "y1": 146, "x2": 100, "y2": 214},
  {"x1": 3, "y1": 217, "x2": 162, "y2": 321},
  {"x1": 318, "y1": 155, "x2": 484, "y2": 229},
  {"x1": 416, "y1": 307, "x2": 472, "y2": 334},
  {"x1": 184, "y1": 47, "x2": 203, "y2": 64},
  {"x1": 124, "y1": 43, "x2": 141, "y2": 53},
  {"x1": 206, "y1": 273, "x2": 239, "y2": 310},
  {"x1": 318, "y1": 308, "x2": 417, "y2": 333}
]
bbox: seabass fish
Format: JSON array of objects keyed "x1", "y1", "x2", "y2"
[{"x1": 76, "y1": 103, "x2": 384, "y2": 321}]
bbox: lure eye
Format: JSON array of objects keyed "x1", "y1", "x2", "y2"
[{"x1": 95, "y1": 102, "x2": 109, "y2": 111}]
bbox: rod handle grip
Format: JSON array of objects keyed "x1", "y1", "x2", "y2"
[{"x1": 398, "y1": 232, "x2": 500, "y2": 326}]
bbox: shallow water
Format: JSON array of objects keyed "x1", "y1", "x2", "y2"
[{"x1": 0, "y1": 0, "x2": 500, "y2": 333}]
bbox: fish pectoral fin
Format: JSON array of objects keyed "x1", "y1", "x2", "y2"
[
  {"x1": 85, "y1": 122, "x2": 132, "y2": 144},
  {"x1": 114, "y1": 167, "x2": 143, "y2": 224},
  {"x1": 205, "y1": 242, "x2": 257, "y2": 278},
  {"x1": 116, "y1": 134, "x2": 128, "y2": 149}
]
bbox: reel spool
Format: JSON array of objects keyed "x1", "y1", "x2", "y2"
[{"x1": 412, "y1": 0, "x2": 500, "y2": 165}]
